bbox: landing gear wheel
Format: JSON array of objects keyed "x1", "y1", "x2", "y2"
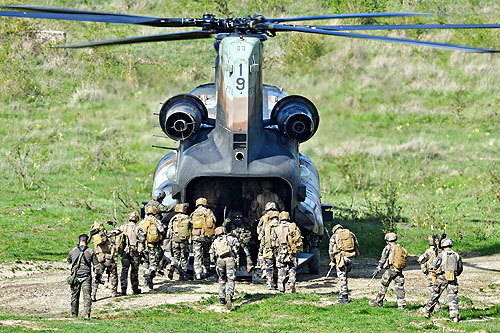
[{"x1": 308, "y1": 247, "x2": 320, "y2": 274}]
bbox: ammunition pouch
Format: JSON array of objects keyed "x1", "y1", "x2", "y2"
[{"x1": 445, "y1": 270, "x2": 455, "y2": 282}]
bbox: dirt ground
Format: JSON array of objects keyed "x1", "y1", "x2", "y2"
[{"x1": 0, "y1": 254, "x2": 499, "y2": 317}]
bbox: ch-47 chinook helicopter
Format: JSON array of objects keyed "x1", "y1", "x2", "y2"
[{"x1": 2, "y1": 4, "x2": 499, "y2": 275}]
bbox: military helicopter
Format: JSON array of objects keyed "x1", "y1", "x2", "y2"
[{"x1": 2, "y1": 4, "x2": 499, "y2": 274}]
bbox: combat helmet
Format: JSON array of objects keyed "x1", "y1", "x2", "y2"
[
  {"x1": 440, "y1": 238, "x2": 453, "y2": 248},
  {"x1": 269, "y1": 211, "x2": 279, "y2": 220},
  {"x1": 145, "y1": 205, "x2": 158, "y2": 215},
  {"x1": 265, "y1": 201, "x2": 277, "y2": 212},
  {"x1": 332, "y1": 224, "x2": 343, "y2": 233},
  {"x1": 152, "y1": 189, "x2": 166, "y2": 202},
  {"x1": 196, "y1": 197, "x2": 208, "y2": 207},
  {"x1": 279, "y1": 211, "x2": 290, "y2": 221},
  {"x1": 384, "y1": 232, "x2": 397, "y2": 242},
  {"x1": 128, "y1": 211, "x2": 140, "y2": 222},
  {"x1": 262, "y1": 180, "x2": 273, "y2": 190},
  {"x1": 175, "y1": 204, "x2": 186, "y2": 213},
  {"x1": 215, "y1": 226, "x2": 225, "y2": 236}
]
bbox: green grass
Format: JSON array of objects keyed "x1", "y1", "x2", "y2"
[
  {"x1": 0, "y1": 0, "x2": 499, "y2": 263},
  {"x1": 1, "y1": 296, "x2": 500, "y2": 332}
]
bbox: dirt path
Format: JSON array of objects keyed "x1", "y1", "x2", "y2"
[{"x1": 1, "y1": 254, "x2": 499, "y2": 317}]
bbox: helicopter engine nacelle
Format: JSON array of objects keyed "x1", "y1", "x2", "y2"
[
  {"x1": 159, "y1": 94, "x2": 208, "y2": 141},
  {"x1": 271, "y1": 95, "x2": 319, "y2": 143}
]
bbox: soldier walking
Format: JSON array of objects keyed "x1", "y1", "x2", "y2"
[
  {"x1": 420, "y1": 238, "x2": 463, "y2": 322},
  {"x1": 259, "y1": 210, "x2": 280, "y2": 289},
  {"x1": 369, "y1": 232, "x2": 408, "y2": 310},
  {"x1": 67, "y1": 234, "x2": 99, "y2": 319},
  {"x1": 273, "y1": 211, "x2": 301, "y2": 293},
  {"x1": 252, "y1": 181, "x2": 284, "y2": 218},
  {"x1": 223, "y1": 210, "x2": 254, "y2": 272},
  {"x1": 191, "y1": 197, "x2": 216, "y2": 280},
  {"x1": 90, "y1": 220, "x2": 121, "y2": 300},
  {"x1": 140, "y1": 205, "x2": 165, "y2": 289},
  {"x1": 256, "y1": 202, "x2": 278, "y2": 277},
  {"x1": 166, "y1": 204, "x2": 192, "y2": 279},
  {"x1": 210, "y1": 226, "x2": 240, "y2": 310},
  {"x1": 328, "y1": 224, "x2": 360, "y2": 303},
  {"x1": 119, "y1": 211, "x2": 144, "y2": 295},
  {"x1": 417, "y1": 236, "x2": 442, "y2": 312},
  {"x1": 146, "y1": 189, "x2": 170, "y2": 223}
]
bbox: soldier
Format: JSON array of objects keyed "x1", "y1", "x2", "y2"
[
  {"x1": 140, "y1": 205, "x2": 165, "y2": 289},
  {"x1": 369, "y1": 232, "x2": 407, "y2": 310},
  {"x1": 90, "y1": 220, "x2": 121, "y2": 300},
  {"x1": 420, "y1": 238, "x2": 463, "y2": 322},
  {"x1": 273, "y1": 211, "x2": 301, "y2": 293},
  {"x1": 67, "y1": 234, "x2": 99, "y2": 319},
  {"x1": 119, "y1": 211, "x2": 144, "y2": 296},
  {"x1": 329, "y1": 224, "x2": 360, "y2": 304},
  {"x1": 223, "y1": 210, "x2": 254, "y2": 272},
  {"x1": 191, "y1": 197, "x2": 216, "y2": 280},
  {"x1": 256, "y1": 202, "x2": 278, "y2": 276},
  {"x1": 259, "y1": 210, "x2": 280, "y2": 290},
  {"x1": 417, "y1": 236, "x2": 441, "y2": 312},
  {"x1": 146, "y1": 189, "x2": 170, "y2": 222},
  {"x1": 166, "y1": 203, "x2": 192, "y2": 279},
  {"x1": 252, "y1": 181, "x2": 284, "y2": 218},
  {"x1": 210, "y1": 226, "x2": 240, "y2": 310}
]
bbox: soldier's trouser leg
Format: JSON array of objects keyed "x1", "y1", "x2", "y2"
[
  {"x1": 288, "y1": 258, "x2": 297, "y2": 289},
  {"x1": 92, "y1": 263, "x2": 105, "y2": 300},
  {"x1": 424, "y1": 277, "x2": 446, "y2": 314},
  {"x1": 192, "y1": 239, "x2": 204, "y2": 278},
  {"x1": 216, "y1": 258, "x2": 227, "y2": 299},
  {"x1": 110, "y1": 260, "x2": 118, "y2": 295},
  {"x1": 426, "y1": 276, "x2": 440, "y2": 311},
  {"x1": 81, "y1": 277, "x2": 92, "y2": 317},
  {"x1": 121, "y1": 253, "x2": 131, "y2": 293},
  {"x1": 375, "y1": 269, "x2": 395, "y2": 305},
  {"x1": 265, "y1": 258, "x2": 275, "y2": 287},
  {"x1": 70, "y1": 280, "x2": 82, "y2": 316},
  {"x1": 277, "y1": 262, "x2": 287, "y2": 292},
  {"x1": 129, "y1": 251, "x2": 140, "y2": 292},
  {"x1": 336, "y1": 265, "x2": 348, "y2": 298},
  {"x1": 242, "y1": 245, "x2": 253, "y2": 267},
  {"x1": 202, "y1": 239, "x2": 212, "y2": 274},
  {"x1": 179, "y1": 242, "x2": 189, "y2": 271},
  {"x1": 447, "y1": 282, "x2": 459, "y2": 319},
  {"x1": 225, "y1": 258, "x2": 236, "y2": 298},
  {"x1": 394, "y1": 273, "x2": 406, "y2": 308}
]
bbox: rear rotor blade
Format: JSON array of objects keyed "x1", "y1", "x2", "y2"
[
  {"x1": 0, "y1": 5, "x2": 194, "y2": 27},
  {"x1": 305, "y1": 23, "x2": 500, "y2": 31},
  {"x1": 268, "y1": 12, "x2": 432, "y2": 23},
  {"x1": 57, "y1": 30, "x2": 213, "y2": 48},
  {"x1": 268, "y1": 24, "x2": 500, "y2": 52}
]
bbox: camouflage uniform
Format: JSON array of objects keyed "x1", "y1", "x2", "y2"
[
  {"x1": 253, "y1": 188, "x2": 284, "y2": 218},
  {"x1": 166, "y1": 211, "x2": 192, "y2": 275},
  {"x1": 422, "y1": 244, "x2": 463, "y2": 321},
  {"x1": 191, "y1": 205, "x2": 216, "y2": 279},
  {"x1": 259, "y1": 213, "x2": 279, "y2": 289},
  {"x1": 223, "y1": 213, "x2": 253, "y2": 270},
  {"x1": 210, "y1": 233, "x2": 240, "y2": 306},
  {"x1": 272, "y1": 220, "x2": 300, "y2": 293},
  {"x1": 256, "y1": 205, "x2": 278, "y2": 274},
  {"x1": 91, "y1": 223, "x2": 121, "y2": 299},
  {"x1": 371, "y1": 241, "x2": 406, "y2": 309},
  {"x1": 140, "y1": 215, "x2": 165, "y2": 289},
  {"x1": 418, "y1": 246, "x2": 441, "y2": 312},
  {"x1": 119, "y1": 216, "x2": 144, "y2": 295},
  {"x1": 328, "y1": 226, "x2": 359, "y2": 303},
  {"x1": 67, "y1": 244, "x2": 98, "y2": 318},
  {"x1": 145, "y1": 199, "x2": 169, "y2": 223}
]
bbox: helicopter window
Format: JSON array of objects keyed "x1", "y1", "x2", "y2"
[{"x1": 233, "y1": 134, "x2": 247, "y2": 142}]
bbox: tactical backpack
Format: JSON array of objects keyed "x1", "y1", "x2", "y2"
[
  {"x1": 143, "y1": 217, "x2": 160, "y2": 245},
  {"x1": 442, "y1": 251, "x2": 459, "y2": 281},
  {"x1": 173, "y1": 214, "x2": 191, "y2": 242},
  {"x1": 215, "y1": 236, "x2": 232, "y2": 258},
  {"x1": 287, "y1": 224, "x2": 303, "y2": 254},
  {"x1": 115, "y1": 232, "x2": 127, "y2": 255},
  {"x1": 91, "y1": 222, "x2": 107, "y2": 246},
  {"x1": 191, "y1": 208, "x2": 215, "y2": 237},
  {"x1": 390, "y1": 244, "x2": 408, "y2": 271},
  {"x1": 337, "y1": 228, "x2": 356, "y2": 258}
]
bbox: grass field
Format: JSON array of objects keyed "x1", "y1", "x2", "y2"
[{"x1": 0, "y1": 1, "x2": 499, "y2": 261}]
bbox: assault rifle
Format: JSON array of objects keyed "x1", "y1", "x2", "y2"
[{"x1": 367, "y1": 269, "x2": 379, "y2": 286}]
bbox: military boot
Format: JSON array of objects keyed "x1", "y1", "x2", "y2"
[
  {"x1": 290, "y1": 285, "x2": 296, "y2": 293},
  {"x1": 369, "y1": 300, "x2": 382, "y2": 307},
  {"x1": 219, "y1": 298, "x2": 227, "y2": 305},
  {"x1": 419, "y1": 307, "x2": 430, "y2": 318},
  {"x1": 452, "y1": 317, "x2": 459, "y2": 323},
  {"x1": 133, "y1": 288, "x2": 141, "y2": 295},
  {"x1": 226, "y1": 295, "x2": 232, "y2": 310},
  {"x1": 338, "y1": 295, "x2": 349, "y2": 304}
]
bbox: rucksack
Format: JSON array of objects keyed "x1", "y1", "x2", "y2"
[
  {"x1": 115, "y1": 232, "x2": 127, "y2": 255},
  {"x1": 91, "y1": 222, "x2": 107, "y2": 246},
  {"x1": 287, "y1": 224, "x2": 303, "y2": 254},
  {"x1": 264, "y1": 221, "x2": 279, "y2": 248},
  {"x1": 442, "y1": 251, "x2": 459, "y2": 281},
  {"x1": 143, "y1": 217, "x2": 160, "y2": 245},
  {"x1": 215, "y1": 236, "x2": 232, "y2": 258},
  {"x1": 390, "y1": 244, "x2": 408, "y2": 271},
  {"x1": 173, "y1": 214, "x2": 191, "y2": 241},
  {"x1": 191, "y1": 208, "x2": 215, "y2": 237},
  {"x1": 337, "y1": 229, "x2": 356, "y2": 257}
]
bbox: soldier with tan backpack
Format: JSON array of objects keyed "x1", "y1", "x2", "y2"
[
  {"x1": 119, "y1": 211, "x2": 144, "y2": 296},
  {"x1": 140, "y1": 205, "x2": 165, "y2": 289},
  {"x1": 166, "y1": 204, "x2": 192, "y2": 279},
  {"x1": 259, "y1": 210, "x2": 280, "y2": 290},
  {"x1": 190, "y1": 197, "x2": 216, "y2": 280},
  {"x1": 369, "y1": 232, "x2": 408, "y2": 310},
  {"x1": 328, "y1": 224, "x2": 360, "y2": 304},
  {"x1": 272, "y1": 211, "x2": 302, "y2": 293}
]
